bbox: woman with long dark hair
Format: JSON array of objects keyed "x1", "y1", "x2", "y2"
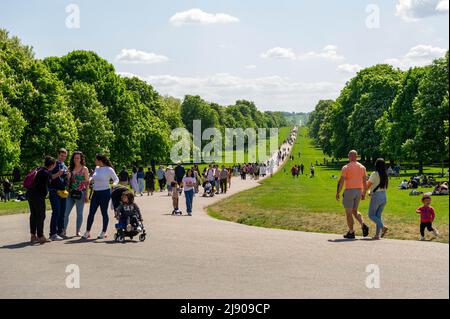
[
  {"x1": 82, "y1": 154, "x2": 119, "y2": 240},
  {"x1": 63, "y1": 151, "x2": 89, "y2": 237},
  {"x1": 367, "y1": 158, "x2": 389, "y2": 240},
  {"x1": 182, "y1": 169, "x2": 197, "y2": 216}
]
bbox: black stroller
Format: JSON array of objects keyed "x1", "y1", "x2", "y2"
[{"x1": 111, "y1": 186, "x2": 147, "y2": 243}]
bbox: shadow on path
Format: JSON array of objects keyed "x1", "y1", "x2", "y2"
[{"x1": 1, "y1": 241, "x2": 33, "y2": 249}]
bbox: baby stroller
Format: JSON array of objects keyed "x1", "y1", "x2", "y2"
[
  {"x1": 202, "y1": 181, "x2": 215, "y2": 197},
  {"x1": 111, "y1": 186, "x2": 147, "y2": 243}
]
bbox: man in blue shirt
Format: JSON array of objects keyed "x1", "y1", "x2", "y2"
[{"x1": 48, "y1": 148, "x2": 68, "y2": 240}]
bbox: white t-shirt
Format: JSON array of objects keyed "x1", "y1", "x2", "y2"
[
  {"x1": 90, "y1": 166, "x2": 119, "y2": 191},
  {"x1": 183, "y1": 177, "x2": 196, "y2": 191},
  {"x1": 369, "y1": 171, "x2": 387, "y2": 193}
]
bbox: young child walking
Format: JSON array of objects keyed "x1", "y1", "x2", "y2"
[
  {"x1": 171, "y1": 181, "x2": 181, "y2": 215},
  {"x1": 416, "y1": 194, "x2": 439, "y2": 241}
]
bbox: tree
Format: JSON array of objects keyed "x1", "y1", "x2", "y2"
[
  {"x1": 68, "y1": 82, "x2": 114, "y2": 166},
  {"x1": 343, "y1": 65, "x2": 402, "y2": 161},
  {"x1": 181, "y1": 95, "x2": 219, "y2": 134},
  {"x1": 0, "y1": 93, "x2": 26, "y2": 172},
  {"x1": 308, "y1": 100, "x2": 334, "y2": 143},
  {"x1": 410, "y1": 52, "x2": 449, "y2": 173},
  {"x1": 376, "y1": 66, "x2": 430, "y2": 162}
]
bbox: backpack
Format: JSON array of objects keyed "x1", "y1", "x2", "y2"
[{"x1": 23, "y1": 167, "x2": 44, "y2": 190}]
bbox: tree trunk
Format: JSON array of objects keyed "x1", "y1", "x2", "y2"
[{"x1": 418, "y1": 160, "x2": 424, "y2": 175}]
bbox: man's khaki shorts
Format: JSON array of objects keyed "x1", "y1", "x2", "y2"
[{"x1": 343, "y1": 189, "x2": 362, "y2": 209}]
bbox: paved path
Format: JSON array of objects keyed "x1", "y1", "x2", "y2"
[{"x1": 0, "y1": 136, "x2": 448, "y2": 299}]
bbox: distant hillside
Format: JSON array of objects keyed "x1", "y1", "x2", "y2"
[{"x1": 282, "y1": 112, "x2": 309, "y2": 127}]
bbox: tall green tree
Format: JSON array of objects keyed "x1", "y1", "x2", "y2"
[
  {"x1": 340, "y1": 65, "x2": 402, "y2": 160},
  {"x1": 68, "y1": 82, "x2": 114, "y2": 166},
  {"x1": 0, "y1": 93, "x2": 26, "y2": 172},
  {"x1": 376, "y1": 66, "x2": 430, "y2": 162},
  {"x1": 409, "y1": 53, "x2": 449, "y2": 173}
]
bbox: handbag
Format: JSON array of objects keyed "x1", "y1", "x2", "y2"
[{"x1": 70, "y1": 189, "x2": 83, "y2": 200}]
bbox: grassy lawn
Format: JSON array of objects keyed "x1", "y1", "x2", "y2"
[
  {"x1": 208, "y1": 127, "x2": 449, "y2": 243},
  {"x1": 0, "y1": 200, "x2": 52, "y2": 216}
]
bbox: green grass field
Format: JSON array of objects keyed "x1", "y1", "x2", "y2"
[{"x1": 209, "y1": 128, "x2": 449, "y2": 243}]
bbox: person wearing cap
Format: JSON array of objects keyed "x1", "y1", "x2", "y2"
[
  {"x1": 165, "y1": 165, "x2": 175, "y2": 196},
  {"x1": 416, "y1": 194, "x2": 440, "y2": 241}
]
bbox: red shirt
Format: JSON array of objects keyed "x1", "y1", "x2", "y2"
[{"x1": 417, "y1": 205, "x2": 435, "y2": 223}]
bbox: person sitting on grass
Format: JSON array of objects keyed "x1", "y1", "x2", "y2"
[
  {"x1": 433, "y1": 182, "x2": 449, "y2": 196},
  {"x1": 399, "y1": 180, "x2": 408, "y2": 190},
  {"x1": 416, "y1": 194, "x2": 439, "y2": 241}
]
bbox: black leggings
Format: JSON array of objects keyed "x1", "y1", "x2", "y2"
[
  {"x1": 86, "y1": 189, "x2": 111, "y2": 232},
  {"x1": 420, "y1": 222, "x2": 434, "y2": 237},
  {"x1": 28, "y1": 193, "x2": 46, "y2": 238}
]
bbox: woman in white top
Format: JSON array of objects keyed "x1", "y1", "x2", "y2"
[
  {"x1": 366, "y1": 158, "x2": 389, "y2": 240},
  {"x1": 182, "y1": 169, "x2": 197, "y2": 216},
  {"x1": 82, "y1": 154, "x2": 119, "y2": 240},
  {"x1": 130, "y1": 167, "x2": 139, "y2": 195}
]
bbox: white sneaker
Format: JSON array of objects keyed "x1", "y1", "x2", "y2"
[
  {"x1": 97, "y1": 232, "x2": 107, "y2": 239},
  {"x1": 433, "y1": 229, "x2": 440, "y2": 237},
  {"x1": 420, "y1": 236, "x2": 425, "y2": 241},
  {"x1": 49, "y1": 234, "x2": 64, "y2": 241}
]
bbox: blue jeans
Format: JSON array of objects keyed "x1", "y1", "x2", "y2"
[
  {"x1": 184, "y1": 189, "x2": 194, "y2": 214},
  {"x1": 49, "y1": 190, "x2": 67, "y2": 236},
  {"x1": 86, "y1": 189, "x2": 111, "y2": 232},
  {"x1": 64, "y1": 191, "x2": 86, "y2": 232},
  {"x1": 138, "y1": 178, "x2": 145, "y2": 193},
  {"x1": 368, "y1": 192, "x2": 387, "y2": 236}
]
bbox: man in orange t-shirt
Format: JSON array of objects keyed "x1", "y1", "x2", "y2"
[{"x1": 336, "y1": 150, "x2": 370, "y2": 239}]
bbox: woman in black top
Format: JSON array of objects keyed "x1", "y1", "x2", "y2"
[{"x1": 28, "y1": 156, "x2": 56, "y2": 244}]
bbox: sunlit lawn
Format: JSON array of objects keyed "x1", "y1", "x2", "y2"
[{"x1": 209, "y1": 128, "x2": 449, "y2": 243}]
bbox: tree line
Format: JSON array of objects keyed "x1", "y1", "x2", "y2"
[
  {"x1": 307, "y1": 52, "x2": 449, "y2": 173},
  {"x1": 0, "y1": 29, "x2": 287, "y2": 173}
]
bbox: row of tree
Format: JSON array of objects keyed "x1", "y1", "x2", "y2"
[
  {"x1": 308, "y1": 52, "x2": 449, "y2": 173},
  {"x1": 0, "y1": 29, "x2": 287, "y2": 172}
]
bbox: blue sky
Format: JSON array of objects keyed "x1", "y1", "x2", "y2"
[{"x1": 1, "y1": 0, "x2": 448, "y2": 112}]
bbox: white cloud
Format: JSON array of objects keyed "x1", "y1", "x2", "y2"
[
  {"x1": 385, "y1": 44, "x2": 447, "y2": 69},
  {"x1": 245, "y1": 65, "x2": 257, "y2": 69},
  {"x1": 118, "y1": 72, "x2": 342, "y2": 112},
  {"x1": 261, "y1": 45, "x2": 344, "y2": 61},
  {"x1": 116, "y1": 49, "x2": 169, "y2": 64},
  {"x1": 298, "y1": 45, "x2": 344, "y2": 61},
  {"x1": 261, "y1": 47, "x2": 297, "y2": 60},
  {"x1": 436, "y1": 0, "x2": 449, "y2": 12},
  {"x1": 169, "y1": 8, "x2": 239, "y2": 26},
  {"x1": 396, "y1": 0, "x2": 449, "y2": 21},
  {"x1": 337, "y1": 64, "x2": 362, "y2": 74}
]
